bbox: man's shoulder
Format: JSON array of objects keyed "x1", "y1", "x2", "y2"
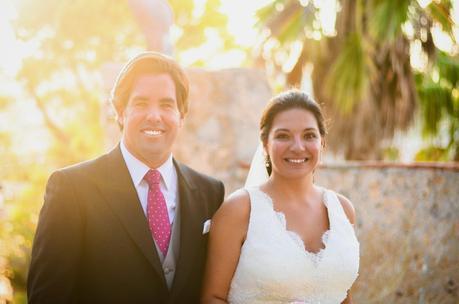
[
  {"x1": 176, "y1": 162, "x2": 225, "y2": 209},
  {"x1": 175, "y1": 162, "x2": 223, "y2": 188},
  {"x1": 52, "y1": 147, "x2": 118, "y2": 178}
]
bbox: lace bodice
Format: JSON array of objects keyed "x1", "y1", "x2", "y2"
[{"x1": 227, "y1": 187, "x2": 360, "y2": 304}]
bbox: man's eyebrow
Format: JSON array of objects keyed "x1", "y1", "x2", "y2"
[
  {"x1": 130, "y1": 94, "x2": 149, "y2": 100},
  {"x1": 159, "y1": 97, "x2": 176, "y2": 102}
]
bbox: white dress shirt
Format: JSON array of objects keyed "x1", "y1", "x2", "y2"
[{"x1": 120, "y1": 141, "x2": 178, "y2": 224}]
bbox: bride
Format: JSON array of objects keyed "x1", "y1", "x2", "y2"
[{"x1": 202, "y1": 90, "x2": 359, "y2": 304}]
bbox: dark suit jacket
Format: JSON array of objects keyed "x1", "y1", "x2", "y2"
[{"x1": 27, "y1": 146, "x2": 224, "y2": 304}]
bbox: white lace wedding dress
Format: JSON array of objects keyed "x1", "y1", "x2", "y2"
[{"x1": 227, "y1": 187, "x2": 360, "y2": 304}]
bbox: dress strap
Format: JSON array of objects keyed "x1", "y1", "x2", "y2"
[
  {"x1": 323, "y1": 189, "x2": 354, "y2": 231},
  {"x1": 243, "y1": 187, "x2": 279, "y2": 245},
  {"x1": 244, "y1": 187, "x2": 269, "y2": 214},
  {"x1": 244, "y1": 187, "x2": 256, "y2": 209},
  {"x1": 322, "y1": 189, "x2": 342, "y2": 223},
  {"x1": 243, "y1": 187, "x2": 259, "y2": 226}
]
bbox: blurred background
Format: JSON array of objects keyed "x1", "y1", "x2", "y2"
[{"x1": 0, "y1": 0, "x2": 458, "y2": 303}]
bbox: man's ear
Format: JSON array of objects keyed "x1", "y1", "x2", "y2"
[{"x1": 115, "y1": 106, "x2": 124, "y2": 127}]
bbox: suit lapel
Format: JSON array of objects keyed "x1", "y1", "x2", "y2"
[
  {"x1": 98, "y1": 146, "x2": 167, "y2": 288},
  {"x1": 170, "y1": 161, "x2": 204, "y2": 298}
]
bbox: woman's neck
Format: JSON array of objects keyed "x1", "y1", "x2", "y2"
[{"x1": 264, "y1": 173, "x2": 318, "y2": 203}]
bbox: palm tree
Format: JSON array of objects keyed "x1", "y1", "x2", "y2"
[
  {"x1": 416, "y1": 50, "x2": 459, "y2": 161},
  {"x1": 256, "y1": 0, "x2": 457, "y2": 160}
]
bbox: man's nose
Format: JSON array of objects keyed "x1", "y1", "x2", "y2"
[{"x1": 145, "y1": 106, "x2": 162, "y2": 122}]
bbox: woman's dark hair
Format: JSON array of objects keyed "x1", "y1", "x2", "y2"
[{"x1": 260, "y1": 89, "x2": 327, "y2": 174}]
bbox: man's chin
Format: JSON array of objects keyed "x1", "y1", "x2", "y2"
[{"x1": 142, "y1": 149, "x2": 172, "y2": 165}]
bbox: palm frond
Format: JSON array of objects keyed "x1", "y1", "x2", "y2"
[
  {"x1": 426, "y1": 0, "x2": 455, "y2": 41},
  {"x1": 417, "y1": 78, "x2": 452, "y2": 136},
  {"x1": 263, "y1": 1, "x2": 305, "y2": 38},
  {"x1": 255, "y1": 0, "x2": 287, "y2": 25},
  {"x1": 276, "y1": 6, "x2": 308, "y2": 44},
  {"x1": 437, "y1": 52, "x2": 459, "y2": 89},
  {"x1": 324, "y1": 32, "x2": 371, "y2": 113},
  {"x1": 369, "y1": 0, "x2": 410, "y2": 42}
]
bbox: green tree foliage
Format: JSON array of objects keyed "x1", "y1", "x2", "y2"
[
  {"x1": 416, "y1": 51, "x2": 459, "y2": 160},
  {"x1": 171, "y1": 0, "x2": 234, "y2": 51},
  {"x1": 255, "y1": 0, "x2": 458, "y2": 160}
]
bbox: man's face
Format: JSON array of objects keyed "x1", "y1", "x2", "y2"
[{"x1": 118, "y1": 73, "x2": 183, "y2": 168}]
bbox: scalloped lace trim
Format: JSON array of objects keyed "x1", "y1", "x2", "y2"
[{"x1": 257, "y1": 188, "x2": 331, "y2": 266}]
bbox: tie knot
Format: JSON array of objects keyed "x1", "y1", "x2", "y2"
[{"x1": 144, "y1": 169, "x2": 161, "y2": 186}]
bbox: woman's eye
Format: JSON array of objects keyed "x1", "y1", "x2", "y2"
[
  {"x1": 275, "y1": 133, "x2": 289, "y2": 139},
  {"x1": 305, "y1": 133, "x2": 317, "y2": 139}
]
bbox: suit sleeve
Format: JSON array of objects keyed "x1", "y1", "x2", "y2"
[
  {"x1": 27, "y1": 170, "x2": 83, "y2": 304},
  {"x1": 216, "y1": 180, "x2": 225, "y2": 210}
]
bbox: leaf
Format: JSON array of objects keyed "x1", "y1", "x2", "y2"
[
  {"x1": 369, "y1": 0, "x2": 410, "y2": 42},
  {"x1": 256, "y1": 0, "x2": 287, "y2": 24},
  {"x1": 415, "y1": 145, "x2": 449, "y2": 161},
  {"x1": 426, "y1": 0, "x2": 455, "y2": 40},
  {"x1": 436, "y1": 51, "x2": 459, "y2": 89},
  {"x1": 276, "y1": 6, "x2": 307, "y2": 44},
  {"x1": 324, "y1": 31, "x2": 371, "y2": 113},
  {"x1": 417, "y1": 79, "x2": 451, "y2": 136}
]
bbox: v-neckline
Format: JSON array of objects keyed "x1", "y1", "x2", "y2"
[{"x1": 254, "y1": 187, "x2": 332, "y2": 262}]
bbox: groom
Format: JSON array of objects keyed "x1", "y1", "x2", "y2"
[{"x1": 27, "y1": 52, "x2": 225, "y2": 303}]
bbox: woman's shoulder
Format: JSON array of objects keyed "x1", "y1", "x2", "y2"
[
  {"x1": 212, "y1": 188, "x2": 251, "y2": 225},
  {"x1": 335, "y1": 192, "x2": 356, "y2": 225},
  {"x1": 321, "y1": 186, "x2": 356, "y2": 225}
]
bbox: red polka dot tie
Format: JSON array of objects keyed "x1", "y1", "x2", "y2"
[{"x1": 144, "y1": 169, "x2": 171, "y2": 256}]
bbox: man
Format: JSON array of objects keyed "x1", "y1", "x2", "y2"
[{"x1": 27, "y1": 52, "x2": 224, "y2": 303}]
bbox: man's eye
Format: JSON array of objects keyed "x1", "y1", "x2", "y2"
[{"x1": 134, "y1": 101, "x2": 147, "y2": 107}]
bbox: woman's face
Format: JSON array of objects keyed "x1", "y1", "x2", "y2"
[{"x1": 265, "y1": 108, "x2": 322, "y2": 180}]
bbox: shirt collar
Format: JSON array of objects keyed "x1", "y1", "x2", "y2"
[{"x1": 120, "y1": 140, "x2": 175, "y2": 190}]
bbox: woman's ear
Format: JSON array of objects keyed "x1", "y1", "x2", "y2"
[
  {"x1": 320, "y1": 140, "x2": 326, "y2": 164},
  {"x1": 321, "y1": 138, "x2": 326, "y2": 150},
  {"x1": 262, "y1": 137, "x2": 268, "y2": 151}
]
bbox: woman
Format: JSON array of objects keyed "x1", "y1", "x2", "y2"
[{"x1": 202, "y1": 90, "x2": 359, "y2": 303}]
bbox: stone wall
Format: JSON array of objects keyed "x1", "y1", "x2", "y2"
[
  {"x1": 173, "y1": 68, "x2": 271, "y2": 191},
  {"x1": 315, "y1": 163, "x2": 459, "y2": 303}
]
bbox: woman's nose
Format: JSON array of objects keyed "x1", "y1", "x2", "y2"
[{"x1": 291, "y1": 136, "x2": 306, "y2": 151}]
